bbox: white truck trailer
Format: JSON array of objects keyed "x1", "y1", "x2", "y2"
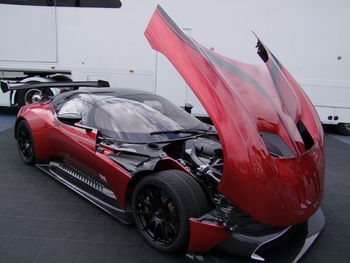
[{"x1": 0, "y1": 0, "x2": 349, "y2": 134}]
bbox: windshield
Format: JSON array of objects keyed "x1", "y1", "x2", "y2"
[{"x1": 93, "y1": 95, "x2": 207, "y2": 143}]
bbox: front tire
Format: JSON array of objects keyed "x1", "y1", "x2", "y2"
[
  {"x1": 16, "y1": 120, "x2": 36, "y2": 165},
  {"x1": 132, "y1": 170, "x2": 208, "y2": 252}
]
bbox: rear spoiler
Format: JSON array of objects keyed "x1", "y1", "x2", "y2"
[{"x1": 0, "y1": 80, "x2": 110, "y2": 93}]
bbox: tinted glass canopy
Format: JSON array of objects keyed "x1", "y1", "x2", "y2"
[{"x1": 54, "y1": 90, "x2": 207, "y2": 143}]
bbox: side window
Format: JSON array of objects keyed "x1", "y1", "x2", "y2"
[{"x1": 57, "y1": 97, "x2": 92, "y2": 125}]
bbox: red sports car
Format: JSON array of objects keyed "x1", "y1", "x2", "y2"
[{"x1": 12, "y1": 5, "x2": 325, "y2": 261}]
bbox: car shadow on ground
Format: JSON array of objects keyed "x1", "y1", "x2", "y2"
[{"x1": 323, "y1": 124, "x2": 350, "y2": 145}]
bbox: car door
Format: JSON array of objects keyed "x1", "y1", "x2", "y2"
[{"x1": 49, "y1": 95, "x2": 100, "y2": 178}]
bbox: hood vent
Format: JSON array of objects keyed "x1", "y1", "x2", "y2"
[
  {"x1": 297, "y1": 120, "x2": 314, "y2": 150},
  {"x1": 260, "y1": 132, "x2": 294, "y2": 158}
]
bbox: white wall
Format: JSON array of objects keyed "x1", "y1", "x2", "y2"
[
  {"x1": 0, "y1": 4, "x2": 57, "y2": 63},
  {"x1": 0, "y1": 0, "x2": 349, "y2": 121}
]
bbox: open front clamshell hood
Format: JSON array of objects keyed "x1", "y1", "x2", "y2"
[{"x1": 145, "y1": 5, "x2": 324, "y2": 226}]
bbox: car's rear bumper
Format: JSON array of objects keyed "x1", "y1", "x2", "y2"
[{"x1": 188, "y1": 208, "x2": 325, "y2": 261}]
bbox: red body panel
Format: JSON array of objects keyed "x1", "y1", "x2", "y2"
[
  {"x1": 16, "y1": 101, "x2": 191, "y2": 210},
  {"x1": 145, "y1": 6, "x2": 324, "y2": 226},
  {"x1": 95, "y1": 152, "x2": 131, "y2": 208},
  {"x1": 17, "y1": 102, "x2": 133, "y2": 208},
  {"x1": 16, "y1": 103, "x2": 56, "y2": 161},
  {"x1": 188, "y1": 219, "x2": 230, "y2": 252}
]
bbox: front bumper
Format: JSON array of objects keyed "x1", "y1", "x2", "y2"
[{"x1": 188, "y1": 208, "x2": 325, "y2": 262}]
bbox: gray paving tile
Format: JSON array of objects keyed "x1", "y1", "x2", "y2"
[
  {"x1": 77, "y1": 242, "x2": 174, "y2": 263},
  {"x1": 1, "y1": 120, "x2": 350, "y2": 262},
  {"x1": 300, "y1": 252, "x2": 321, "y2": 263},
  {"x1": 0, "y1": 235, "x2": 10, "y2": 248},
  {"x1": 33, "y1": 239, "x2": 89, "y2": 263},
  {"x1": 311, "y1": 251, "x2": 350, "y2": 263},
  {"x1": 0, "y1": 237, "x2": 47, "y2": 263},
  {"x1": 0, "y1": 199, "x2": 69, "y2": 219}
]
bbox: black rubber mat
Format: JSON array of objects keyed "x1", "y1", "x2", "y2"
[{"x1": 0, "y1": 127, "x2": 349, "y2": 263}]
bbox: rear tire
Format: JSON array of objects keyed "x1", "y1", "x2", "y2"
[
  {"x1": 132, "y1": 170, "x2": 208, "y2": 252},
  {"x1": 16, "y1": 120, "x2": 36, "y2": 165},
  {"x1": 337, "y1": 123, "x2": 350, "y2": 136},
  {"x1": 17, "y1": 88, "x2": 53, "y2": 107}
]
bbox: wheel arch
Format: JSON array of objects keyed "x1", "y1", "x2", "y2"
[
  {"x1": 15, "y1": 109, "x2": 55, "y2": 162},
  {"x1": 124, "y1": 158, "x2": 190, "y2": 210},
  {"x1": 14, "y1": 116, "x2": 26, "y2": 139},
  {"x1": 130, "y1": 166, "x2": 209, "y2": 252}
]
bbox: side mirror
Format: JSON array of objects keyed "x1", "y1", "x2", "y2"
[
  {"x1": 57, "y1": 113, "x2": 82, "y2": 125},
  {"x1": 184, "y1": 103, "x2": 193, "y2": 114}
]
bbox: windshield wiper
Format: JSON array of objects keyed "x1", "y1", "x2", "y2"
[{"x1": 150, "y1": 128, "x2": 208, "y2": 135}]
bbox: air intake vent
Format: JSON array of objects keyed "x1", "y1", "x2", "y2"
[
  {"x1": 297, "y1": 120, "x2": 314, "y2": 150},
  {"x1": 260, "y1": 132, "x2": 294, "y2": 158}
]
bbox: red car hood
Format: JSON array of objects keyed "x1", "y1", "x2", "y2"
[{"x1": 145, "y1": 5, "x2": 324, "y2": 226}]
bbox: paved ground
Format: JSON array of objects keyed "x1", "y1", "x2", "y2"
[
  {"x1": 0, "y1": 109, "x2": 349, "y2": 262},
  {"x1": 0, "y1": 107, "x2": 18, "y2": 132},
  {"x1": 324, "y1": 125, "x2": 350, "y2": 146}
]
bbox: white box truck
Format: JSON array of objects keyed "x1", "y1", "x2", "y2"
[{"x1": 1, "y1": 0, "x2": 349, "y2": 134}]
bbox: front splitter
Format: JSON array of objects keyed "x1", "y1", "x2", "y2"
[{"x1": 215, "y1": 208, "x2": 325, "y2": 262}]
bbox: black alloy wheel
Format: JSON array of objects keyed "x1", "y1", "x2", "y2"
[
  {"x1": 16, "y1": 120, "x2": 36, "y2": 165},
  {"x1": 132, "y1": 170, "x2": 208, "y2": 252},
  {"x1": 135, "y1": 184, "x2": 179, "y2": 246}
]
